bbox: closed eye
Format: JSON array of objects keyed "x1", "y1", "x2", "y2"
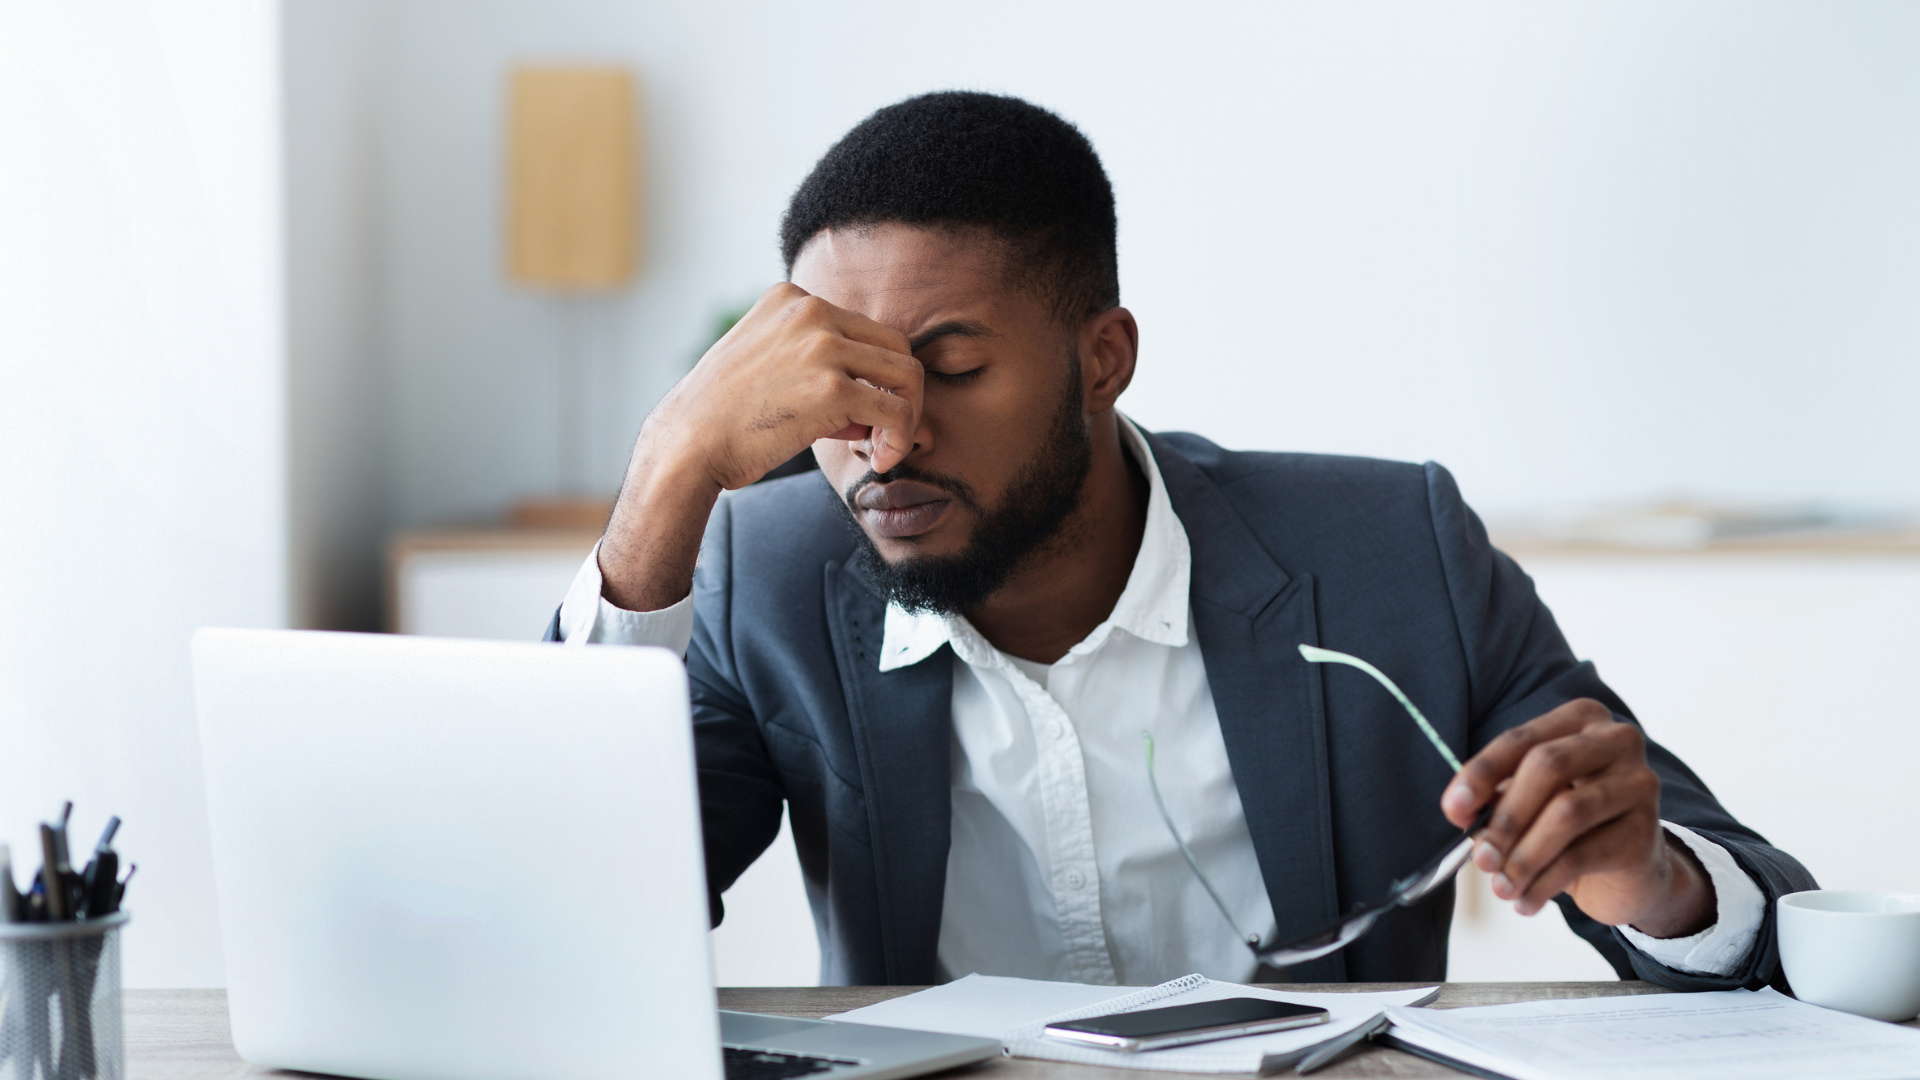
[{"x1": 927, "y1": 368, "x2": 984, "y2": 384}]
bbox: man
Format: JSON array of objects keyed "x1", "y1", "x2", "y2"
[{"x1": 549, "y1": 92, "x2": 1812, "y2": 988}]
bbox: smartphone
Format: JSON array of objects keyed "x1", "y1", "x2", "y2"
[{"x1": 1042, "y1": 996, "x2": 1330, "y2": 1052}]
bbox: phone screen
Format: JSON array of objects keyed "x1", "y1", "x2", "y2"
[{"x1": 1050, "y1": 997, "x2": 1326, "y2": 1040}]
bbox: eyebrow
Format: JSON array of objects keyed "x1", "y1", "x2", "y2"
[{"x1": 909, "y1": 320, "x2": 997, "y2": 353}]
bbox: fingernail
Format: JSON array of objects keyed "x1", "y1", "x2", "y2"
[
  {"x1": 1492, "y1": 874, "x2": 1513, "y2": 898},
  {"x1": 1444, "y1": 785, "x2": 1473, "y2": 813},
  {"x1": 1473, "y1": 841, "x2": 1502, "y2": 872}
]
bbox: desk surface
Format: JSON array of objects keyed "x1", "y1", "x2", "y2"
[
  {"x1": 122, "y1": 981, "x2": 1754, "y2": 1079},
  {"x1": 128, "y1": 983, "x2": 1920, "y2": 1078}
]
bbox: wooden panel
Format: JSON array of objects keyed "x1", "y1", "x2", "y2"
[{"x1": 507, "y1": 66, "x2": 639, "y2": 289}]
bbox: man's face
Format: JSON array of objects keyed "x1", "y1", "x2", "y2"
[{"x1": 792, "y1": 224, "x2": 1091, "y2": 611}]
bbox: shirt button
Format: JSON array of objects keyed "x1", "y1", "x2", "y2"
[
  {"x1": 1048, "y1": 720, "x2": 1065, "y2": 740},
  {"x1": 1066, "y1": 870, "x2": 1086, "y2": 889}
]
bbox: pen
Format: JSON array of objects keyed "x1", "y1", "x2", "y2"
[
  {"x1": 0, "y1": 844, "x2": 19, "y2": 923},
  {"x1": 54, "y1": 802, "x2": 84, "y2": 919},
  {"x1": 39, "y1": 824, "x2": 71, "y2": 922},
  {"x1": 83, "y1": 850, "x2": 119, "y2": 920},
  {"x1": 93, "y1": 817, "x2": 120, "y2": 855},
  {"x1": 116, "y1": 864, "x2": 137, "y2": 910},
  {"x1": 53, "y1": 802, "x2": 73, "y2": 870}
]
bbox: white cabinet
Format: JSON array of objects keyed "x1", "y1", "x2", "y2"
[
  {"x1": 1449, "y1": 549, "x2": 1920, "y2": 981},
  {"x1": 388, "y1": 529, "x2": 599, "y2": 639}
]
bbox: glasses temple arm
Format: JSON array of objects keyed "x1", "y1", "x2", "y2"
[
  {"x1": 1296, "y1": 645, "x2": 1464, "y2": 773},
  {"x1": 1143, "y1": 731, "x2": 1261, "y2": 948}
]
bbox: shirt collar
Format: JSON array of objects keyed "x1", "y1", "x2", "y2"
[{"x1": 877, "y1": 415, "x2": 1192, "y2": 672}]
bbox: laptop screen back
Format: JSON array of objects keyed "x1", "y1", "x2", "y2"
[{"x1": 193, "y1": 628, "x2": 720, "y2": 1080}]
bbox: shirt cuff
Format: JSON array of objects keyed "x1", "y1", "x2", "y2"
[
  {"x1": 558, "y1": 540, "x2": 696, "y2": 655},
  {"x1": 1616, "y1": 822, "x2": 1766, "y2": 977}
]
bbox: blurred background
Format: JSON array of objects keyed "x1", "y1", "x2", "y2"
[{"x1": 3, "y1": 0, "x2": 1917, "y2": 989}]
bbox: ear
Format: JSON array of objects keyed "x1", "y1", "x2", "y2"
[{"x1": 1079, "y1": 307, "x2": 1138, "y2": 413}]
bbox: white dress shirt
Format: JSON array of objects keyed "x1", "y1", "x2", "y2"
[
  {"x1": 560, "y1": 419, "x2": 1765, "y2": 982},
  {"x1": 876, "y1": 418, "x2": 1274, "y2": 984}
]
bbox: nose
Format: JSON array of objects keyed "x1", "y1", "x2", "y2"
[{"x1": 853, "y1": 397, "x2": 933, "y2": 465}]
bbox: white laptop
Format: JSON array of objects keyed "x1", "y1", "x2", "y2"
[{"x1": 191, "y1": 628, "x2": 997, "y2": 1080}]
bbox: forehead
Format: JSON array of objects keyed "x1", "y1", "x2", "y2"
[{"x1": 789, "y1": 224, "x2": 1035, "y2": 330}]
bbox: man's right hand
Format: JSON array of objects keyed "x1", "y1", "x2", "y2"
[{"x1": 597, "y1": 283, "x2": 923, "y2": 613}]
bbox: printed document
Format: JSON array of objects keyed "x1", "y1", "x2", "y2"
[
  {"x1": 832, "y1": 972, "x2": 1438, "y2": 1074},
  {"x1": 1385, "y1": 987, "x2": 1920, "y2": 1080}
]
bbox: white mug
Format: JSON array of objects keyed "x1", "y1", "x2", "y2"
[{"x1": 1777, "y1": 890, "x2": 1920, "y2": 1022}]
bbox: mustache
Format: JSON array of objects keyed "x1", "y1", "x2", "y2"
[{"x1": 842, "y1": 463, "x2": 983, "y2": 516}]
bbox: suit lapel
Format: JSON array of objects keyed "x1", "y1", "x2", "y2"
[
  {"x1": 823, "y1": 555, "x2": 954, "y2": 984},
  {"x1": 1148, "y1": 434, "x2": 1347, "y2": 982}
]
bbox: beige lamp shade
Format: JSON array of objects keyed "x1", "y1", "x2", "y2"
[{"x1": 507, "y1": 65, "x2": 639, "y2": 289}]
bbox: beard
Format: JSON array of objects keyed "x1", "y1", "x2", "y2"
[{"x1": 833, "y1": 357, "x2": 1092, "y2": 617}]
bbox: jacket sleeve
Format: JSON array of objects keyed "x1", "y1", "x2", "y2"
[
  {"x1": 542, "y1": 505, "x2": 787, "y2": 927},
  {"x1": 1423, "y1": 461, "x2": 1817, "y2": 991},
  {"x1": 682, "y1": 494, "x2": 788, "y2": 929}
]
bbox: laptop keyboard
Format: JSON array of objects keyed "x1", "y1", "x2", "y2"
[{"x1": 723, "y1": 1045, "x2": 862, "y2": 1079}]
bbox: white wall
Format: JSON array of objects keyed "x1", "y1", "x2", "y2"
[
  {"x1": 357, "y1": 0, "x2": 1920, "y2": 531},
  {"x1": 0, "y1": 0, "x2": 284, "y2": 987},
  {"x1": 286, "y1": 0, "x2": 385, "y2": 632},
  {"x1": 0, "y1": 0, "x2": 1899, "y2": 991},
  {"x1": 370, "y1": 0, "x2": 742, "y2": 530},
  {"x1": 264, "y1": 0, "x2": 1920, "y2": 989},
  {"x1": 304, "y1": 0, "x2": 1920, "y2": 987}
]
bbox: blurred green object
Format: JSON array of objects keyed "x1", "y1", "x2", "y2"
[{"x1": 695, "y1": 303, "x2": 753, "y2": 369}]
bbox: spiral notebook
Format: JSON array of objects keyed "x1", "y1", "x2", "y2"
[{"x1": 830, "y1": 974, "x2": 1439, "y2": 1075}]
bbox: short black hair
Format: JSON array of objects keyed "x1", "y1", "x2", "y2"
[{"x1": 780, "y1": 91, "x2": 1119, "y2": 323}]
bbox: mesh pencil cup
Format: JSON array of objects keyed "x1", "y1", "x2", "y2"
[{"x1": 0, "y1": 912, "x2": 128, "y2": 1080}]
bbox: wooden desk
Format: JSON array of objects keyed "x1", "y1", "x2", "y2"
[{"x1": 122, "y1": 981, "x2": 1721, "y2": 1079}]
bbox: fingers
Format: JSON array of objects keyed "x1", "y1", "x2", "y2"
[
  {"x1": 835, "y1": 344, "x2": 923, "y2": 466},
  {"x1": 831, "y1": 376, "x2": 917, "y2": 472},
  {"x1": 1472, "y1": 720, "x2": 1644, "y2": 865},
  {"x1": 782, "y1": 291, "x2": 922, "y2": 468},
  {"x1": 1441, "y1": 700, "x2": 1689, "y2": 928},
  {"x1": 1442, "y1": 698, "x2": 1611, "y2": 827},
  {"x1": 1490, "y1": 765, "x2": 1659, "y2": 910},
  {"x1": 779, "y1": 288, "x2": 919, "y2": 392},
  {"x1": 828, "y1": 334, "x2": 922, "y2": 394},
  {"x1": 825, "y1": 302, "x2": 914, "y2": 360},
  {"x1": 680, "y1": 283, "x2": 928, "y2": 486},
  {"x1": 1508, "y1": 814, "x2": 1652, "y2": 916}
]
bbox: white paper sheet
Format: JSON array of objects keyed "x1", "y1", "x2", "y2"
[
  {"x1": 829, "y1": 973, "x2": 1144, "y2": 1041},
  {"x1": 831, "y1": 973, "x2": 1438, "y2": 1075},
  {"x1": 1385, "y1": 987, "x2": 1920, "y2": 1080}
]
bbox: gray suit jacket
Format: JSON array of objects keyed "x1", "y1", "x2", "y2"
[{"x1": 549, "y1": 431, "x2": 1813, "y2": 989}]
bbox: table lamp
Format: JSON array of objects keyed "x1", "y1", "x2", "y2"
[{"x1": 505, "y1": 65, "x2": 640, "y2": 520}]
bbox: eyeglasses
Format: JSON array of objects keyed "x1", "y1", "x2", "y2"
[{"x1": 1144, "y1": 644, "x2": 1493, "y2": 970}]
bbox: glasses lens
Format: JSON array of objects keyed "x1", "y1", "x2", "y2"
[
  {"x1": 1391, "y1": 834, "x2": 1475, "y2": 905},
  {"x1": 1255, "y1": 908, "x2": 1381, "y2": 969}
]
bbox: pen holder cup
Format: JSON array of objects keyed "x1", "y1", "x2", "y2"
[{"x1": 0, "y1": 912, "x2": 129, "y2": 1080}]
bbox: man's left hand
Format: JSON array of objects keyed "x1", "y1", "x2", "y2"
[{"x1": 1441, "y1": 698, "x2": 1716, "y2": 939}]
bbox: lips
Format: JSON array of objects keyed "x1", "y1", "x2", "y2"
[{"x1": 855, "y1": 480, "x2": 953, "y2": 539}]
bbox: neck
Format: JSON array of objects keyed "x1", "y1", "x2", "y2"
[{"x1": 963, "y1": 414, "x2": 1149, "y2": 664}]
